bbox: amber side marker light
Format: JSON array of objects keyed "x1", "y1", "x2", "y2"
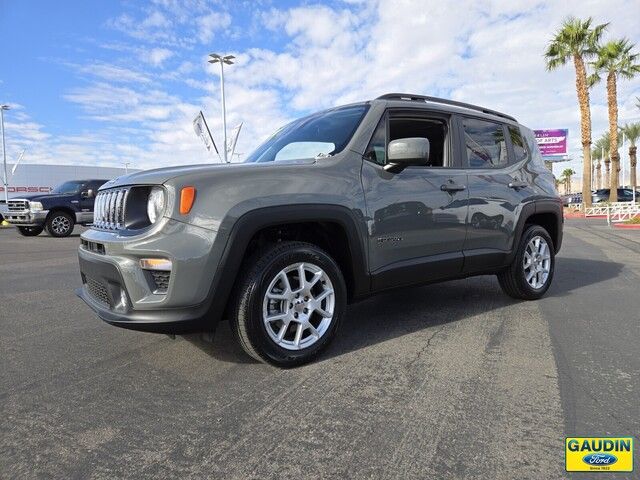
[{"x1": 180, "y1": 186, "x2": 196, "y2": 214}]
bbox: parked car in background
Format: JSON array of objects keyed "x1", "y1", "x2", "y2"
[
  {"x1": 3, "y1": 179, "x2": 108, "y2": 237},
  {"x1": 561, "y1": 193, "x2": 583, "y2": 207},
  {"x1": 592, "y1": 188, "x2": 640, "y2": 203}
]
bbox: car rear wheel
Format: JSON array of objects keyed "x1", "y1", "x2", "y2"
[
  {"x1": 231, "y1": 241, "x2": 346, "y2": 367},
  {"x1": 46, "y1": 211, "x2": 75, "y2": 237},
  {"x1": 497, "y1": 225, "x2": 555, "y2": 300},
  {"x1": 17, "y1": 226, "x2": 44, "y2": 236}
]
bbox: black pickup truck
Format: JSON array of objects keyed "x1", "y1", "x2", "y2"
[{"x1": 3, "y1": 179, "x2": 108, "y2": 237}]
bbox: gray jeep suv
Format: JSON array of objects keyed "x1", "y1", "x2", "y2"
[{"x1": 76, "y1": 93, "x2": 563, "y2": 367}]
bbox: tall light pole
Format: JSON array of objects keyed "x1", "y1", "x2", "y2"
[
  {"x1": 1, "y1": 104, "x2": 10, "y2": 203},
  {"x1": 208, "y1": 53, "x2": 235, "y2": 164}
]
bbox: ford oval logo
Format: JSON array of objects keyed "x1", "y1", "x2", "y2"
[{"x1": 582, "y1": 453, "x2": 617, "y2": 466}]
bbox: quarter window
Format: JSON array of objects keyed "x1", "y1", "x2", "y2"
[
  {"x1": 508, "y1": 126, "x2": 528, "y2": 163},
  {"x1": 365, "y1": 116, "x2": 387, "y2": 166},
  {"x1": 462, "y1": 118, "x2": 508, "y2": 168}
]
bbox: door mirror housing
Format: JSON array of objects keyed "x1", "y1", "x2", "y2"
[
  {"x1": 81, "y1": 189, "x2": 95, "y2": 199},
  {"x1": 384, "y1": 137, "x2": 430, "y2": 172}
]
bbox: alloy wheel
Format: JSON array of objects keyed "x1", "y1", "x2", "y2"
[
  {"x1": 51, "y1": 215, "x2": 71, "y2": 235},
  {"x1": 523, "y1": 235, "x2": 551, "y2": 289},
  {"x1": 262, "y1": 262, "x2": 335, "y2": 350}
]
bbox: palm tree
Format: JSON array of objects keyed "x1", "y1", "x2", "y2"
[
  {"x1": 589, "y1": 39, "x2": 640, "y2": 201},
  {"x1": 561, "y1": 168, "x2": 576, "y2": 194},
  {"x1": 596, "y1": 132, "x2": 611, "y2": 188},
  {"x1": 621, "y1": 122, "x2": 640, "y2": 190},
  {"x1": 591, "y1": 147, "x2": 602, "y2": 189},
  {"x1": 545, "y1": 17, "x2": 607, "y2": 208}
]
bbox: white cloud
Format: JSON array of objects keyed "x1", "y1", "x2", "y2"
[
  {"x1": 146, "y1": 47, "x2": 174, "y2": 66},
  {"x1": 75, "y1": 62, "x2": 151, "y2": 83},
  {"x1": 196, "y1": 11, "x2": 231, "y2": 44}
]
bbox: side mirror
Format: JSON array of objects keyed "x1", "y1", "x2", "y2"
[
  {"x1": 385, "y1": 137, "x2": 430, "y2": 172},
  {"x1": 82, "y1": 189, "x2": 95, "y2": 199}
]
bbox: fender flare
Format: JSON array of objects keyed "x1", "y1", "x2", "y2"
[
  {"x1": 508, "y1": 199, "x2": 563, "y2": 263},
  {"x1": 203, "y1": 204, "x2": 369, "y2": 324}
]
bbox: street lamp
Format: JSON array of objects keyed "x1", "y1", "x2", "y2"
[
  {"x1": 208, "y1": 53, "x2": 235, "y2": 164},
  {"x1": 1, "y1": 104, "x2": 10, "y2": 203}
]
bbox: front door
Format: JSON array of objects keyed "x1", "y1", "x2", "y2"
[
  {"x1": 361, "y1": 110, "x2": 468, "y2": 290},
  {"x1": 78, "y1": 182, "x2": 96, "y2": 223}
]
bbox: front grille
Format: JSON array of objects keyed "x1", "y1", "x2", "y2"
[
  {"x1": 8, "y1": 200, "x2": 28, "y2": 212},
  {"x1": 94, "y1": 188, "x2": 129, "y2": 230},
  {"x1": 150, "y1": 270, "x2": 171, "y2": 293},
  {"x1": 86, "y1": 277, "x2": 111, "y2": 306}
]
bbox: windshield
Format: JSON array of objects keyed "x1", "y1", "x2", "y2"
[
  {"x1": 244, "y1": 104, "x2": 369, "y2": 163},
  {"x1": 51, "y1": 181, "x2": 85, "y2": 194}
]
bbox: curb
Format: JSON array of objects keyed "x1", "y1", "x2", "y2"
[{"x1": 613, "y1": 223, "x2": 640, "y2": 230}]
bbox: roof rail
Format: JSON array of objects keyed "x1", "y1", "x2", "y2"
[{"x1": 376, "y1": 93, "x2": 517, "y2": 122}]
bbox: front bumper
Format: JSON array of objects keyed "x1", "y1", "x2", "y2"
[
  {"x1": 4, "y1": 210, "x2": 48, "y2": 226},
  {"x1": 76, "y1": 218, "x2": 221, "y2": 333}
]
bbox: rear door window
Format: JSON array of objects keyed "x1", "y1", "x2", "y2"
[{"x1": 462, "y1": 118, "x2": 508, "y2": 168}]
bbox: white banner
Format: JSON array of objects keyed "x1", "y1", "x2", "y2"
[{"x1": 193, "y1": 111, "x2": 219, "y2": 156}]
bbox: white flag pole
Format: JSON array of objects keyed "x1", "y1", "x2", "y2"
[{"x1": 11, "y1": 149, "x2": 25, "y2": 176}]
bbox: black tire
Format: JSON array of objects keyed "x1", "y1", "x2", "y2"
[
  {"x1": 46, "y1": 211, "x2": 75, "y2": 237},
  {"x1": 17, "y1": 226, "x2": 44, "y2": 236},
  {"x1": 497, "y1": 225, "x2": 555, "y2": 300},
  {"x1": 231, "y1": 241, "x2": 347, "y2": 368}
]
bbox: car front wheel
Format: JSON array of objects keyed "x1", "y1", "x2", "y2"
[
  {"x1": 46, "y1": 211, "x2": 75, "y2": 237},
  {"x1": 231, "y1": 241, "x2": 346, "y2": 367}
]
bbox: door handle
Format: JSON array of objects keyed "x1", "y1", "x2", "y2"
[
  {"x1": 441, "y1": 183, "x2": 466, "y2": 192},
  {"x1": 508, "y1": 181, "x2": 528, "y2": 189}
]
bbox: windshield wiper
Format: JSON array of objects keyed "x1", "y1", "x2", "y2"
[{"x1": 314, "y1": 152, "x2": 332, "y2": 159}]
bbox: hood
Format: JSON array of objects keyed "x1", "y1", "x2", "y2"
[
  {"x1": 100, "y1": 159, "x2": 315, "y2": 189},
  {"x1": 13, "y1": 192, "x2": 74, "y2": 202}
]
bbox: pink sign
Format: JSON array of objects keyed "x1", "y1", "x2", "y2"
[{"x1": 534, "y1": 129, "x2": 568, "y2": 157}]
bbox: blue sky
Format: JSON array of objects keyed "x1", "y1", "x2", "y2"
[{"x1": 1, "y1": 0, "x2": 639, "y2": 177}]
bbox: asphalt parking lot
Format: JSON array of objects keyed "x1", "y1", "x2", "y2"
[{"x1": 1, "y1": 219, "x2": 639, "y2": 479}]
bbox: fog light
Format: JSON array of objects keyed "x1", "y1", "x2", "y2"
[{"x1": 139, "y1": 258, "x2": 172, "y2": 271}]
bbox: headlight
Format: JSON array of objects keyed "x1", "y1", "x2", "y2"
[
  {"x1": 30, "y1": 201, "x2": 44, "y2": 212},
  {"x1": 146, "y1": 187, "x2": 165, "y2": 224}
]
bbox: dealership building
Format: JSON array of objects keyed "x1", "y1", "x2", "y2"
[{"x1": 1, "y1": 163, "x2": 133, "y2": 199}]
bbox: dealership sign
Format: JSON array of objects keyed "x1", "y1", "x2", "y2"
[{"x1": 534, "y1": 129, "x2": 568, "y2": 157}]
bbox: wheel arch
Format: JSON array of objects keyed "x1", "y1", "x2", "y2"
[
  {"x1": 46, "y1": 206, "x2": 76, "y2": 223},
  {"x1": 512, "y1": 200, "x2": 563, "y2": 257},
  {"x1": 205, "y1": 204, "x2": 369, "y2": 325}
]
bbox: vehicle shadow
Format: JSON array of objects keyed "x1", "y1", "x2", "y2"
[{"x1": 184, "y1": 257, "x2": 623, "y2": 365}]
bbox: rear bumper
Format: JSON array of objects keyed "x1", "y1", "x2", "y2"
[{"x1": 76, "y1": 247, "x2": 208, "y2": 333}]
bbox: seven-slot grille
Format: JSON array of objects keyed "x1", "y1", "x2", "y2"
[
  {"x1": 8, "y1": 200, "x2": 29, "y2": 211},
  {"x1": 94, "y1": 188, "x2": 129, "y2": 230}
]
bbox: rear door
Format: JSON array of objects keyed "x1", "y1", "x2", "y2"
[
  {"x1": 361, "y1": 109, "x2": 469, "y2": 289},
  {"x1": 458, "y1": 116, "x2": 531, "y2": 272}
]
